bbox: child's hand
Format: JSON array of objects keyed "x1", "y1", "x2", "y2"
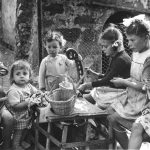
[
  {"x1": 142, "y1": 108, "x2": 150, "y2": 115},
  {"x1": 27, "y1": 93, "x2": 42, "y2": 108},
  {"x1": 77, "y1": 82, "x2": 92, "y2": 92},
  {"x1": 25, "y1": 97, "x2": 36, "y2": 108},
  {"x1": 141, "y1": 102, "x2": 150, "y2": 115},
  {"x1": 86, "y1": 69, "x2": 99, "y2": 81},
  {"x1": 25, "y1": 97, "x2": 30, "y2": 103}
]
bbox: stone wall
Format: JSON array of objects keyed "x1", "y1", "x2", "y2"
[
  {"x1": 2, "y1": 0, "x2": 17, "y2": 47},
  {"x1": 41, "y1": 0, "x2": 116, "y2": 72},
  {"x1": 92, "y1": 0, "x2": 150, "y2": 12},
  {"x1": 1, "y1": 0, "x2": 150, "y2": 90},
  {"x1": 1, "y1": 0, "x2": 38, "y2": 89}
]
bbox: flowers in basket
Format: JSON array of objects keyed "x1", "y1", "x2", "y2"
[
  {"x1": 59, "y1": 80, "x2": 73, "y2": 90},
  {"x1": 29, "y1": 91, "x2": 49, "y2": 107}
]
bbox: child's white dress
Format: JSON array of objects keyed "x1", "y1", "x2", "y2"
[
  {"x1": 111, "y1": 50, "x2": 150, "y2": 119},
  {"x1": 39, "y1": 54, "x2": 77, "y2": 91},
  {"x1": 135, "y1": 56, "x2": 150, "y2": 137}
]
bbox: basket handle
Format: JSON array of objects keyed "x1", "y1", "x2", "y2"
[{"x1": 64, "y1": 75, "x2": 77, "y2": 95}]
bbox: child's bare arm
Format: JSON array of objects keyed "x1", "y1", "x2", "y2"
[
  {"x1": 39, "y1": 60, "x2": 46, "y2": 91},
  {"x1": 0, "y1": 97, "x2": 7, "y2": 102},
  {"x1": 86, "y1": 68, "x2": 103, "y2": 79},
  {"x1": 8, "y1": 90, "x2": 29, "y2": 111}
]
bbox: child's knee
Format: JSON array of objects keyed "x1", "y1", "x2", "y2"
[
  {"x1": 131, "y1": 123, "x2": 143, "y2": 135},
  {"x1": 107, "y1": 113, "x2": 118, "y2": 126},
  {"x1": 2, "y1": 110, "x2": 15, "y2": 125},
  {"x1": 107, "y1": 106, "x2": 115, "y2": 115},
  {"x1": 107, "y1": 115, "x2": 114, "y2": 124}
]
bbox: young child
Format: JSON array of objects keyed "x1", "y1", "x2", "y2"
[
  {"x1": 128, "y1": 56, "x2": 150, "y2": 150},
  {"x1": 39, "y1": 30, "x2": 76, "y2": 92},
  {"x1": 107, "y1": 15, "x2": 150, "y2": 149},
  {"x1": 5, "y1": 60, "x2": 38, "y2": 150},
  {"x1": 78, "y1": 24, "x2": 131, "y2": 108}
]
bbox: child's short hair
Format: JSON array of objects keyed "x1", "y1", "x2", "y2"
[
  {"x1": 100, "y1": 24, "x2": 123, "y2": 44},
  {"x1": 43, "y1": 30, "x2": 66, "y2": 48},
  {"x1": 98, "y1": 24, "x2": 124, "y2": 52},
  {"x1": 9, "y1": 60, "x2": 32, "y2": 84}
]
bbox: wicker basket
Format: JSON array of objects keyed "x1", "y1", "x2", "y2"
[{"x1": 48, "y1": 88, "x2": 76, "y2": 115}]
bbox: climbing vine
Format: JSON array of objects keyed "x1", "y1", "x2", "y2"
[{"x1": 15, "y1": 0, "x2": 35, "y2": 60}]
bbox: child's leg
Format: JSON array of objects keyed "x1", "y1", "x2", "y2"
[
  {"x1": 1, "y1": 108, "x2": 15, "y2": 149},
  {"x1": 20, "y1": 128, "x2": 31, "y2": 149},
  {"x1": 20, "y1": 128, "x2": 28, "y2": 142},
  {"x1": 107, "y1": 111, "x2": 134, "y2": 150},
  {"x1": 128, "y1": 122, "x2": 144, "y2": 150},
  {"x1": 12, "y1": 129, "x2": 24, "y2": 150}
]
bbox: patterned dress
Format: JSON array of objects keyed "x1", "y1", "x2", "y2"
[
  {"x1": 135, "y1": 108, "x2": 150, "y2": 136},
  {"x1": 6, "y1": 83, "x2": 37, "y2": 129},
  {"x1": 134, "y1": 57, "x2": 150, "y2": 137},
  {"x1": 111, "y1": 50, "x2": 150, "y2": 119}
]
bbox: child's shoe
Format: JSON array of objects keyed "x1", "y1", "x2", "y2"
[{"x1": 21, "y1": 141, "x2": 31, "y2": 149}]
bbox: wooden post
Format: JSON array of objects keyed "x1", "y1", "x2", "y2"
[{"x1": 37, "y1": 0, "x2": 43, "y2": 64}]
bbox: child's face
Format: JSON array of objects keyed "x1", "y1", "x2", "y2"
[
  {"x1": 13, "y1": 69, "x2": 30, "y2": 86},
  {"x1": 127, "y1": 34, "x2": 147, "y2": 53},
  {"x1": 45, "y1": 40, "x2": 61, "y2": 57},
  {"x1": 101, "y1": 40, "x2": 114, "y2": 56}
]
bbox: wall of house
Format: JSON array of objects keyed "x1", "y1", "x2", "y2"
[
  {"x1": 41, "y1": 0, "x2": 116, "y2": 73},
  {"x1": 15, "y1": 0, "x2": 39, "y2": 74},
  {"x1": 34, "y1": 0, "x2": 150, "y2": 75},
  {"x1": 0, "y1": 0, "x2": 150, "y2": 90},
  {"x1": 0, "y1": 0, "x2": 38, "y2": 89},
  {"x1": 2, "y1": 0, "x2": 17, "y2": 47},
  {"x1": 92, "y1": 0, "x2": 150, "y2": 12}
]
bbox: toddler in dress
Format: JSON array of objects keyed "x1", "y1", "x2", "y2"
[
  {"x1": 39, "y1": 30, "x2": 77, "y2": 92},
  {"x1": 5, "y1": 60, "x2": 39, "y2": 150}
]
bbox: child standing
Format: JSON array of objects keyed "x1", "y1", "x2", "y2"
[
  {"x1": 39, "y1": 30, "x2": 75, "y2": 92},
  {"x1": 5, "y1": 60, "x2": 38, "y2": 150}
]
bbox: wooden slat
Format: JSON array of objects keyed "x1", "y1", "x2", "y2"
[
  {"x1": 61, "y1": 139, "x2": 108, "y2": 148},
  {"x1": 35, "y1": 97, "x2": 114, "y2": 150}
]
